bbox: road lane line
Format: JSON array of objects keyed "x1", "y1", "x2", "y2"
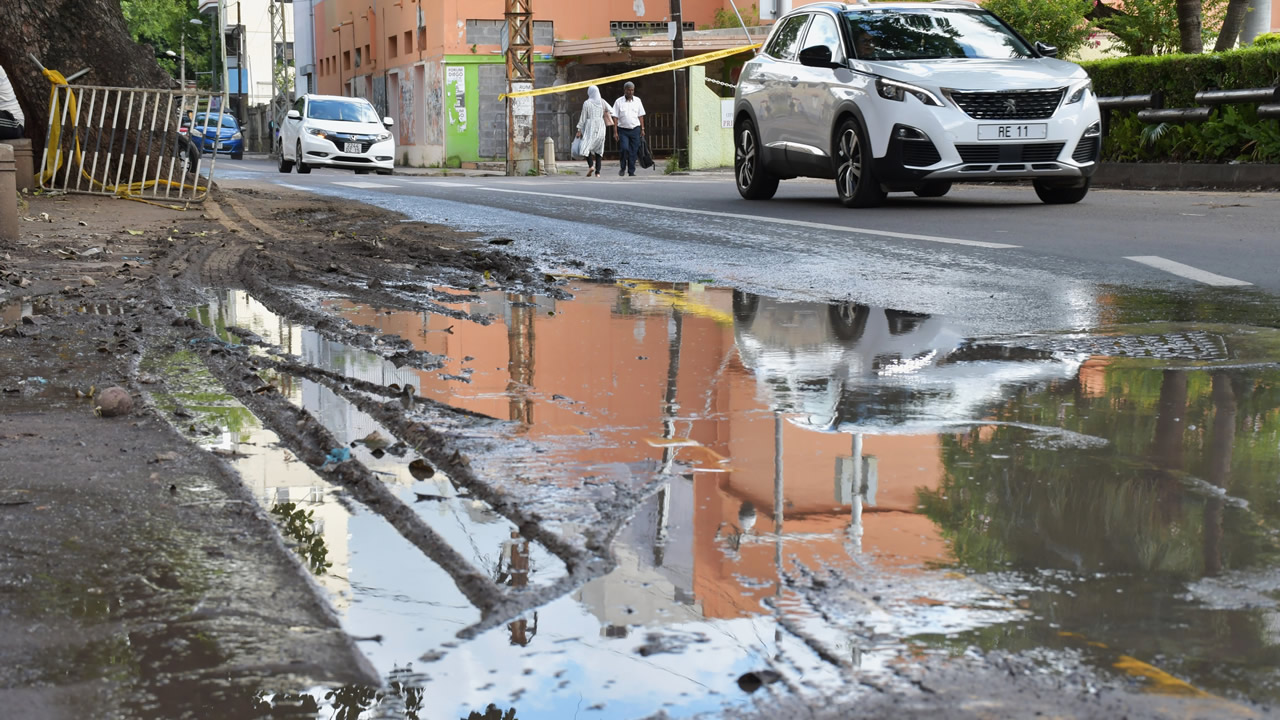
[
  {"x1": 332, "y1": 181, "x2": 398, "y2": 189},
  {"x1": 1125, "y1": 256, "x2": 1252, "y2": 287},
  {"x1": 476, "y1": 187, "x2": 1019, "y2": 249},
  {"x1": 409, "y1": 180, "x2": 480, "y2": 187}
]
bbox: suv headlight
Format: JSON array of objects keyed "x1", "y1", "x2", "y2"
[
  {"x1": 306, "y1": 127, "x2": 329, "y2": 139},
  {"x1": 375, "y1": 132, "x2": 392, "y2": 143},
  {"x1": 1065, "y1": 80, "x2": 1092, "y2": 105},
  {"x1": 876, "y1": 77, "x2": 944, "y2": 107}
]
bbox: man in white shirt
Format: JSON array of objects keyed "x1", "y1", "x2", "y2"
[
  {"x1": 611, "y1": 81, "x2": 645, "y2": 177},
  {"x1": 0, "y1": 64, "x2": 24, "y2": 141}
]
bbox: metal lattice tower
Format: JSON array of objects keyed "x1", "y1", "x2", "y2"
[
  {"x1": 269, "y1": 0, "x2": 292, "y2": 155},
  {"x1": 505, "y1": 0, "x2": 538, "y2": 175}
]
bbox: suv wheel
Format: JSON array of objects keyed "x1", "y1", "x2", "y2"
[
  {"x1": 1034, "y1": 178, "x2": 1089, "y2": 204},
  {"x1": 295, "y1": 142, "x2": 311, "y2": 174},
  {"x1": 913, "y1": 181, "x2": 951, "y2": 198},
  {"x1": 735, "y1": 118, "x2": 779, "y2": 200},
  {"x1": 277, "y1": 141, "x2": 293, "y2": 173},
  {"x1": 835, "y1": 118, "x2": 884, "y2": 208}
]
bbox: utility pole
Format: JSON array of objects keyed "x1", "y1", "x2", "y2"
[
  {"x1": 269, "y1": 0, "x2": 291, "y2": 156},
  {"x1": 218, "y1": 0, "x2": 230, "y2": 111},
  {"x1": 505, "y1": 0, "x2": 538, "y2": 176},
  {"x1": 670, "y1": 0, "x2": 685, "y2": 170}
]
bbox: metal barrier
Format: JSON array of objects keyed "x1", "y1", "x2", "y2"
[
  {"x1": 1096, "y1": 85, "x2": 1280, "y2": 126},
  {"x1": 39, "y1": 85, "x2": 220, "y2": 205}
]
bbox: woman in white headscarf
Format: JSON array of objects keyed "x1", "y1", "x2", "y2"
[{"x1": 575, "y1": 85, "x2": 612, "y2": 177}]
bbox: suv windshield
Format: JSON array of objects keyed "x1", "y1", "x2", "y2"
[
  {"x1": 841, "y1": 8, "x2": 1033, "y2": 61},
  {"x1": 307, "y1": 99, "x2": 381, "y2": 123}
]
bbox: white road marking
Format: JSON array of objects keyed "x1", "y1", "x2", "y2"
[
  {"x1": 1125, "y1": 256, "x2": 1252, "y2": 287},
  {"x1": 332, "y1": 181, "x2": 398, "y2": 189},
  {"x1": 411, "y1": 180, "x2": 480, "y2": 187},
  {"x1": 477, "y1": 187, "x2": 1019, "y2": 249}
]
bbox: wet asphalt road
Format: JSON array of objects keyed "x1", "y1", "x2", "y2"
[{"x1": 218, "y1": 158, "x2": 1279, "y2": 335}]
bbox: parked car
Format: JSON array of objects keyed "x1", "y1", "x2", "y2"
[
  {"x1": 277, "y1": 94, "x2": 395, "y2": 175},
  {"x1": 733, "y1": 0, "x2": 1102, "y2": 206},
  {"x1": 188, "y1": 112, "x2": 244, "y2": 160}
]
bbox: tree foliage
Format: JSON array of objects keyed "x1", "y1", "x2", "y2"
[
  {"x1": 121, "y1": 0, "x2": 211, "y2": 87},
  {"x1": 982, "y1": 0, "x2": 1095, "y2": 59},
  {"x1": 1097, "y1": 0, "x2": 1230, "y2": 55}
]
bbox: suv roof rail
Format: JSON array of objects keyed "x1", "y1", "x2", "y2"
[{"x1": 933, "y1": 0, "x2": 982, "y2": 7}]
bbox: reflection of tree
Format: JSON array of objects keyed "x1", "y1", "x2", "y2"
[
  {"x1": 270, "y1": 502, "x2": 333, "y2": 574},
  {"x1": 463, "y1": 705, "x2": 518, "y2": 720},
  {"x1": 919, "y1": 366, "x2": 1280, "y2": 578}
]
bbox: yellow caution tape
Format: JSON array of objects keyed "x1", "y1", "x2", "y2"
[{"x1": 499, "y1": 43, "x2": 760, "y2": 100}]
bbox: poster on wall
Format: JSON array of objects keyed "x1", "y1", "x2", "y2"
[
  {"x1": 446, "y1": 65, "x2": 466, "y2": 129},
  {"x1": 721, "y1": 99, "x2": 733, "y2": 129}
]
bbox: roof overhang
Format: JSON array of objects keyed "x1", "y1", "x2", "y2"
[{"x1": 554, "y1": 26, "x2": 770, "y2": 65}]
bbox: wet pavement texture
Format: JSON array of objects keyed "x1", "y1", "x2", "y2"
[{"x1": 123, "y1": 276, "x2": 1280, "y2": 719}]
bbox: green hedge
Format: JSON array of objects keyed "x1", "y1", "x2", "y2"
[{"x1": 1080, "y1": 46, "x2": 1280, "y2": 163}]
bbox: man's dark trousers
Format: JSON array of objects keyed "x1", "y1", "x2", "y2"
[{"x1": 618, "y1": 126, "x2": 641, "y2": 176}]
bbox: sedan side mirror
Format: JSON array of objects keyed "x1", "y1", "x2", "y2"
[
  {"x1": 286, "y1": 109, "x2": 300, "y2": 120},
  {"x1": 1035, "y1": 41, "x2": 1058, "y2": 58},
  {"x1": 798, "y1": 45, "x2": 837, "y2": 69},
  {"x1": 382, "y1": 116, "x2": 395, "y2": 127}
]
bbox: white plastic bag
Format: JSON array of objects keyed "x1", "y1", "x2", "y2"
[{"x1": 570, "y1": 136, "x2": 584, "y2": 160}]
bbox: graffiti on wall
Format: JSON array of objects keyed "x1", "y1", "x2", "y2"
[
  {"x1": 399, "y1": 73, "x2": 417, "y2": 147},
  {"x1": 446, "y1": 65, "x2": 467, "y2": 132},
  {"x1": 424, "y1": 61, "x2": 444, "y2": 146}
]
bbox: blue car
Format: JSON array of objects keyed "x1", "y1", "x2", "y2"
[{"x1": 188, "y1": 113, "x2": 244, "y2": 160}]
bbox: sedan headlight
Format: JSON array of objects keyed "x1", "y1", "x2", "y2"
[
  {"x1": 876, "y1": 77, "x2": 944, "y2": 107},
  {"x1": 375, "y1": 132, "x2": 392, "y2": 143},
  {"x1": 306, "y1": 127, "x2": 329, "y2": 138},
  {"x1": 1065, "y1": 80, "x2": 1092, "y2": 105},
  {"x1": 231, "y1": 131, "x2": 243, "y2": 140}
]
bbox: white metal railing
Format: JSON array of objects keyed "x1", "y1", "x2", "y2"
[{"x1": 39, "y1": 85, "x2": 221, "y2": 204}]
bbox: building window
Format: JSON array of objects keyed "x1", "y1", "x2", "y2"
[
  {"x1": 274, "y1": 41, "x2": 294, "y2": 63},
  {"x1": 417, "y1": 27, "x2": 426, "y2": 52},
  {"x1": 465, "y1": 19, "x2": 553, "y2": 46},
  {"x1": 344, "y1": 50, "x2": 351, "y2": 71},
  {"x1": 404, "y1": 29, "x2": 413, "y2": 54},
  {"x1": 389, "y1": 34, "x2": 398, "y2": 58},
  {"x1": 354, "y1": 47, "x2": 361, "y2": 68},
  {"x1": 609, "y1": 20, "x2": 694, "y2": 37}
]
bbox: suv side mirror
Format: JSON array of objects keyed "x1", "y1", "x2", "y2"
[
  {"x1": 382, "y1": 116, "x2": 395, "y2": 127},
  {"x1": 1035, "y1": 41, "x2": 1058, "y2": 58},
  {"x1": 798, "y1": 45, "x2": 837, "y2": 69},
  {"x1": 286, "y1": 109, "x2": 300, "y2": 120}
]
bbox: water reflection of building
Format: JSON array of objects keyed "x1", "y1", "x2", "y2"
[{"x1": 331, "y1": 283, "x2": 1077, "y2": 631}]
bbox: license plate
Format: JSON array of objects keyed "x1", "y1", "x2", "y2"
[
  {"x1": 978, "y1": 123, "x2": 1047, "y2": 141},
  {"x1": 344, "y1": 142, "x2": 362, "y2": 154}
]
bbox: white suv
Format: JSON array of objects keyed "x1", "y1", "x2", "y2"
[
  {"x1": 278, "y1": 94, "x2": 396, "y2": 175},
  {"x1": 734, "y1": 1, "x2": 1101, "y2": 206}
]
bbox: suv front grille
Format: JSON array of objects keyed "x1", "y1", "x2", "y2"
[
  {"x1": 329, "y1": 133, "x2": 377, "y2": 153},
  {"x1": 949, "y1": 89, "x2": 1065, "y2": 120},
  {"x1": 957, "y1": 143, "x2": 1065, "y2": 163}
]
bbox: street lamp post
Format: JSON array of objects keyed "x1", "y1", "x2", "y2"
[{"x1": 180, "y1": 17, "x2": 204, "y2": 90}]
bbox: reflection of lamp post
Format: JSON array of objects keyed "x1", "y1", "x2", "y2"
[
  {"x1": 180, "y1": 17, "x2": 204, "y2": 90},
  {"x1": 332, "y1": 17, "x2": 355, "y2": 96}
]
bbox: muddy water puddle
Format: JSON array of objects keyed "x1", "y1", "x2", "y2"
[{"x1": 157, "y1": 281, "x2": 1280, "y2": 717}]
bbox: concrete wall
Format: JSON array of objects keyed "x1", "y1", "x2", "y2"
[{"x1": 688, "y1": 66, "x2": 734, "y2": 170}]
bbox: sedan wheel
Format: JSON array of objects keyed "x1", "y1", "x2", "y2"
[
  {"x1": 734, "y1": 118, "x2": 778, "y2": 200},
  {"x1": 835, "y1": 118, "x2": 884, "y2": 208}
]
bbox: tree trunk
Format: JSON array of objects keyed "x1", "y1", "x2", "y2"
[
  {"x1": 1215, "y1": 0, "x2": 1251, "y2": 51},
  {"x1": 1177, "y1": 0, "x2": 1205, "y2": 54},
  {"x1": 0, "y1": 0, "x2": 171, "y2": 154}
]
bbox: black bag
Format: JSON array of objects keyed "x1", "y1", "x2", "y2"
[{"x1": 637, "y1": 134, "x2": 654, "y2": 170}]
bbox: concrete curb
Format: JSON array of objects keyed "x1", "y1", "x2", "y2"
[{"x1": 1092, "y1": 162, "x2": 1280, "y2": 190}]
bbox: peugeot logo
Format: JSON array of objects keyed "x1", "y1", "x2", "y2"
[{"x1": 1004, "y1": 97, "x2": 1018, "y2": 113}]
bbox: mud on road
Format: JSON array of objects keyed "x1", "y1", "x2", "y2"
[{"x1": 0, "y1": 185, "x2": 1270, "y2": 720}]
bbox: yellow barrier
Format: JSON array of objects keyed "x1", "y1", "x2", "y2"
[{"x1": 498, "y1": 43, "x2": 760, "y2": 100}]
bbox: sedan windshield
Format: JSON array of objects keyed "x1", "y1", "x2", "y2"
[
  {"x1": 307, "y1": 99, "x2": 381, "y2": 123},
  {"x1": 195, "y1": 114, "x2": 239, "y2": 128},
  {"x1": 842, "y1": 8, "x2": 1033, "y2": 61}
]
